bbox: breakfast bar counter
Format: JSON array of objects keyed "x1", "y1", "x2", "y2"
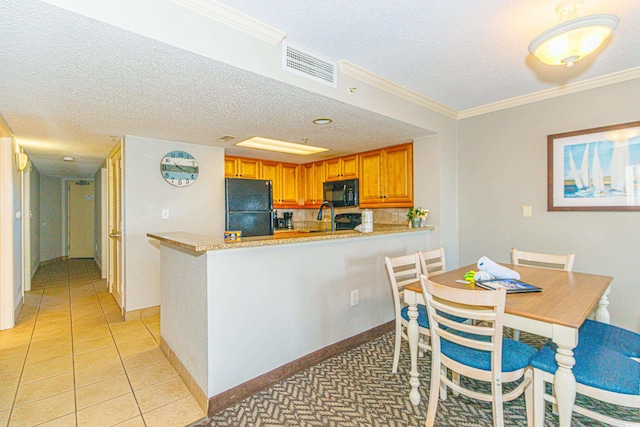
[
  {"x1": 148, "y1": 224, "x2": 434, "y2": 415},
  {"x1": 147, "y1": 223, "x2": 434, "y2": 252}
]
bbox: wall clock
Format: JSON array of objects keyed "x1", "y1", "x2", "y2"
[{"x1": 160, "y1": 151, "x2": 199, "y2": 187}]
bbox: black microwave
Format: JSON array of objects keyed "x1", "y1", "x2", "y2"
[{"x1": 323, "y1": 179, "x2": 359, "y2": 207}]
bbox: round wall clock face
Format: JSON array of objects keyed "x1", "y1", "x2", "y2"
[{"x1": 160, "y1": 151, "x2": 199, "y2": 187}]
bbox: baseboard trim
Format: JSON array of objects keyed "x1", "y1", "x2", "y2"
[
  {"x1": 39, "y1": 256, "x2": 68, "y2": 267},
  {"x1": 207, "y1": 320, "x2": 394, "y2": 416},
  {"x1": 14, "y1": 297, "x2": 23, "y2": 321},
  {"x1": 124, "y1": 305, "x2": 160, "y2": 321},
  {"x1": 160, "y1": 337, "x2": 209, "y2": 413}
]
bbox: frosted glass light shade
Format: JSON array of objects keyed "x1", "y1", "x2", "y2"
[{"x1": 529, "y1": 14, "x2": 618, "y2": 66}]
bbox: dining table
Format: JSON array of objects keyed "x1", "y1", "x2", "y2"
[{"x1": 403, "y1": 263, "x2": 612, "y2": 427}]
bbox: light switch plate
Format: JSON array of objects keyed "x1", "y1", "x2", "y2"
[
  {"x1": 161, "y1": 209, "x2": 170, "y2": 220},
  {"x1": 522, "y1": 205, "x2": 532, "y2": 218}
]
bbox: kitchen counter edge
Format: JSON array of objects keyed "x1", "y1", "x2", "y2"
[{"x1": 147, "y1": 225, "x2": 434, "y2": 253}]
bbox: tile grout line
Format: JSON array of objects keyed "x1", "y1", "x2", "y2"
[
  {"x1": 87, "y1": 261, "x2": 148, "y2": 427},
  {"x1": 5, "y1": 264, "x2": 50, "y2": 427}
]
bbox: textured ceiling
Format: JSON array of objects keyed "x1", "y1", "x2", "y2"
[
  {"x1": 221, "y1": 0, "x2": 640, "y2": 110},
  {"x1": 1, "y1": 0, "x2": 639, "y2": 179}
]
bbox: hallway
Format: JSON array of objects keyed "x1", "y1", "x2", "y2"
[{"x1": 0, "y1": 259, "x2": 206, "y2": 426}]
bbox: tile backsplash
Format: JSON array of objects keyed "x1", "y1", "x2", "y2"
[{"x1": 279, "y1": 207, "x2": 419, "y2": 226}]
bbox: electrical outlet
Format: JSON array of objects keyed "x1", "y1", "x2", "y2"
[
  {"x1": 522, "y1": 205, "x2": 532, "y2": 218},
  {"x1": 351, "y1": 290, "x2": 359, "y2": 307},
  {"x1": 162, "y1": 209, "x2": 170, "y2": 220}
]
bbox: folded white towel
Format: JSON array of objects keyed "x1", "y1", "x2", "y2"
[
  {"x1": 474, "y1": 270, "x2": 495, "y2": 282},
  {"x1": 477, "y1": 256, "x2": 521, "y2": 280}
]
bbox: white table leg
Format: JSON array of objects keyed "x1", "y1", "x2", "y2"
[
  {"x1": 407, "y1": 302, "x2": 421, "y2": 405},
  {"x1": 595, "y1": 284, "x2": 611, "y2": 324},
  {"x1": 553, "y1": 342, "x2": 577, "y2": 427}
]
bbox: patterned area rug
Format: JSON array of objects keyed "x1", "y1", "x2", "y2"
[{"x1": 194, "y1": 331, "x2": 637, "y2": 427}]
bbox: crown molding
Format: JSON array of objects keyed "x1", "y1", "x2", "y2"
[
  {"x1": 339, "y1": 61, "x2": 458, "y2": 119},
  {"x1": 459, "y1": 66, "x2": 640, "y2": 119},
  {"x1": 170, "y1": 0, "x2": 286, "y2": 45},
  {"x1": 0, "y1": 116, "x2": 13, "y2": 138}
]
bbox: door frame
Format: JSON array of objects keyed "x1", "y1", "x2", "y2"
[
  {"x1": 67, "y1": 179, "x2": 95, "y2": 259},
  {"x1": 107, "y1": 141, "x2": 124, "y2": 312},
  {"x1": 0, "y1": 137, "x2": 15, "y2": 330}
]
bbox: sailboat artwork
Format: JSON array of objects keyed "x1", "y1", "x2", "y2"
[
  {"x1": 550, "y1": 121, "x2": 640, "y2": 211},
  {"x1": 562, "y1": 133, "x2": 640, "y2": 200}
]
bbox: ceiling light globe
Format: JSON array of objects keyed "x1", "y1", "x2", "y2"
[{"x1": 529, "y1": 14, "x2": 618, "y2": 66}]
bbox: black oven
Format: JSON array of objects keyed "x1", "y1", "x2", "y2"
[{"x1": 322, "y1": 179, "x2": 359, "y2": 207}]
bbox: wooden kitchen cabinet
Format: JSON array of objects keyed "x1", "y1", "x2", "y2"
[
  {"x1": 261, "y1": 160, "x2": 300, "y2": 207},
  {"x1": 359, "y1": 142, "x2": 413, "y2": 207},
  {"x1": 324, "y1": 154, "x2": 358, "y2": 181},
  {"x1": 302, "y1": 161, "x2": 326, "y2": 207},
  {"x1": 224, "y1": 156, "x2": 260, "y2": 178}
]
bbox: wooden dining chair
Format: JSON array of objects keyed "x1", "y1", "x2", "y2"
[
  {"x1": 510, "y1": 248, "x2": 575, "y2": 271},
  {"x1": 530, "y1": 341, "x2": 640, "y2": 427},
  {"x1": 510, "y1": 248, "x2": 575, "y2": 341},
  {"x1": 417, "y1": 247, "x2": 447, "y2": 277},
  {"x1": 419, "y1": 274, "x2": 537, "y2": 427},
  {"x1": 384, "y1": 254, "x2": 431, "y2": 374}
]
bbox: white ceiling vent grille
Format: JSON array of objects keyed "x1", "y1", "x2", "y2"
[
  {"x1": 282, "y1": 42, "x2": 337, "y2": 87},
  {"x1": 214, "y1": 135, "x2": 236, "y2": 143}
]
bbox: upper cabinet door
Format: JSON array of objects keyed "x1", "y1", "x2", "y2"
[
  {"x1": 359, "y1": 150, "x2": 384, "y2": 205},
  {"x1": 340, "y1": 154, "x2": 359, "y2": 180},
  {"x1": 324, "y1": 154, "x2": 359, "y2": 181},
  {"x1": 225, "y1": 156, "x2": 260, "y2": 178},
  {"x1": 384, "y1": 143, "x2": 413, "y2": 205},
  {"x1": 359, "y1": 143, "x2": 413, "y2": 208},
  {"x1": 302, "y1": 162, "x2": 325, "y2": 207}
]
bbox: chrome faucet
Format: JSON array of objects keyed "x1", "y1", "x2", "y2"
[{"x1": 317, "y1": 201, "x2": 335, "y2": 234}]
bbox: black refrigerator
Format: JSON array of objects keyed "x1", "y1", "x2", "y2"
[{"x1": 225, "y1": 178, "x2": 274, "y2": 237}]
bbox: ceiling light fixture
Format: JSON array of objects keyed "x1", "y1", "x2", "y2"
[
  {"x1": 62, "y1": 156, "x2": 75, "y2": 162},
  {"x1": 313, "y1": 118, "x2": 332, "y2": 125},
  {"x1": 528, "y1": 0, "x2": 618, "y2": 67},
  {"x1": 235, "y1": 137, "x2": 329, "y2": 156}
]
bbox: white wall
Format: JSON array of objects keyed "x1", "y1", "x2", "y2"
[
  {"x1": 94, "y1": 166, "x2": 102, "y2": 269},
  {"x1": 123, "y1": 136, "x2": 225, "y2": 311},
  {"x1": 458, "y1": 78, "x2": 640, "y2": 332},
  {"x1": 12, "y1": 140, "x2": 23, "y2": 312},
  {"x1": 40, "y1": 175, "x2": 63, "y2": 262},
  {"x1": 29, "y1": 163, "x2": 40, "y2": 276}
]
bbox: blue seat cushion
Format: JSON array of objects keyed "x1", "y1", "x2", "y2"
[
  {"x1": 401, "y1": 304, "x2": 430, "y2": 328},
  {"x1": 400, "y1": 306, "x2": 467, "y2": 330},
  {"x1": 530, "y1": 342, "x2": 640, "y2": 395},
  {"x1": 579, "y1": 319, "x2": 640, "y2": 358},
  {"x1": 440, "y1": 332, "x2": 537, "y2": 373}
]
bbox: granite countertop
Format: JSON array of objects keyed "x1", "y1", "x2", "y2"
[{"x1": 147, "y1": 223, "x2": 434, "y2": 253}]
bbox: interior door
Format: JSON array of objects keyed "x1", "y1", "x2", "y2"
[
  {"x1": 108, "y1": 144, "x2": 124, "y2": 311},
  {"x1": 68, "y1": 180, "x2": 95, "y2": 258}
]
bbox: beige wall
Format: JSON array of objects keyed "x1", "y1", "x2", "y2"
[
  {"x1": 39, "y1": 175, "x2": 63, "y2": 262},
  {"x1": 458, "y1": 78, "x2": 640, "y2": 332},
  {"x1": 123, "y1": 136, "x2": 225, "y2": 312}
]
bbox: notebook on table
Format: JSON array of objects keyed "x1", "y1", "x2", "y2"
[{"x1": 475, "y1": 278, "x2": 542, "y2": 293}]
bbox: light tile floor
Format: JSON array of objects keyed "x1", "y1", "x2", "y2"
[{"x1": 0, "y1": 259, "x2": 206, "y2": 427}]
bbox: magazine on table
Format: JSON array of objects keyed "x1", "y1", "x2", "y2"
[{"x1": 475, "y1": 278, "x2": 542, "y2": 293}]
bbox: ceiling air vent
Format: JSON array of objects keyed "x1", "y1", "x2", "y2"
[
  {"x1": 214, "y1": 135, "x2": 236, "y2": 143},
  {"x1": 282, "y1": 42, "x2": 337, "y2": 87}
]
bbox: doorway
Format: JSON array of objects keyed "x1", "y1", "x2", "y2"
[
  {"x1": 108, "y1": 144, "x2": 123, "y2": 312},
  {"x1": 68, "y1": 180, "x2": 95, "y2": 258}
]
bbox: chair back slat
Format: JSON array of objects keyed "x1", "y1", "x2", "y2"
[
  {"x1": 511, "y1": 248, "x2": 575, "y2": 271},
  {"x1": 417, "y1": 247, "x2": 447, "y2": 277},
  {"x1": 420, "y1": 274, "x2": 506, "y2": 362}
]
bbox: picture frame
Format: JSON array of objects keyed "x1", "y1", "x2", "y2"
[{"x1": 548, "y1": 121, "x2": 640, "y2": 211}]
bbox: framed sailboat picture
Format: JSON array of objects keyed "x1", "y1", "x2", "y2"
[{"x1": 548, "y1": 121, "x2": 640, "y2": 211}]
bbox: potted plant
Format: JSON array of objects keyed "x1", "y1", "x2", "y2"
[{"x1": 407, "y1": 207, "x2": 429, "y2": 228}]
